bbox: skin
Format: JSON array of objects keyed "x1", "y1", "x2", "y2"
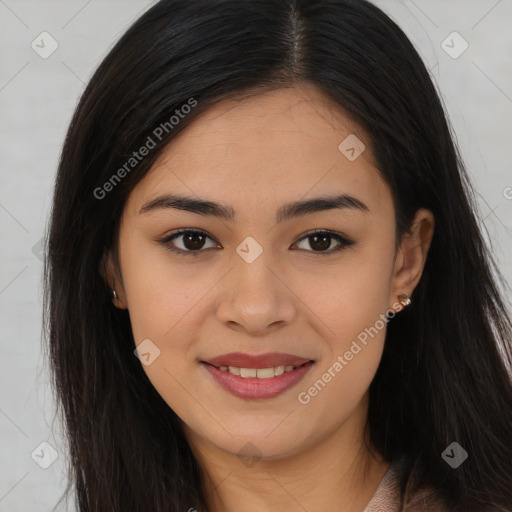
[{"x1": 104, "y1": 84, "x2": 434, "y2": 512}]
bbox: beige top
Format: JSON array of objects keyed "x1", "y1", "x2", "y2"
[
  {"x1": 363, "y1": 459, "x2": 510, "y2": 512},
  {"x1": 363, "y1": 458, "x2": 450, "y2": 512}
]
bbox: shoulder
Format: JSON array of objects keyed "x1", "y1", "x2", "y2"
[
  {"x1": 365, "y1": 456, "x2": 511, "y2": 512},
  {"x1": 402, "y1": 486, "x2": 451, "y2": 512},
  {"x1": 401, "y1": 457, "x2": 510, "y2": 512},
  {"x1": 363, "y1": 456, "x2": 451, "y2": 512},
  {"x1": 401, "y1": 457, "x2": 451, "y2": 512}
]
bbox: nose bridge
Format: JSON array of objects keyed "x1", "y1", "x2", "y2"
[
  {"x1": 233, "y1": 234, "x2": 279, "y2": 287},
  {"x1": 233, "y1": 239, "x2": 282, "y2": 307},
  {"x1": 216, "y1": 238, "x2": 296, "y2": 333}
]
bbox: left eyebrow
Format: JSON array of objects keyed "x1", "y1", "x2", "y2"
[{"x1": 139, "y1": 192, "x2": 370, "y2": 222}]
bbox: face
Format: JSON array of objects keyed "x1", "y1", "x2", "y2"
[{"x1": 106, "y1": 84, "x2": 433, "y2": 462}]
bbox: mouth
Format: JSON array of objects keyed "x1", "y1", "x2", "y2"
[
  {"x1": 201, "y1": 351, "x2": 314, "y2": 371},
  {"x1": 201, "y1": 360, "x2": 314, "y2": 379},
  {"x1": 200, "y1": 355, "x2": 315, "y2": 400}
]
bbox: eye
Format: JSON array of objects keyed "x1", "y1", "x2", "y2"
[
  {"x1": 159, "y1": 228, "x2": 355, "y2": 257},
  {"x1": 293, "y1": 229, "x2": 355, "y2": 255},
  {"x1": 160, "y1": 229, "x2": 219, "y2": 256}
]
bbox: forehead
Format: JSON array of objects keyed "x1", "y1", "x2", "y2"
[{"x1": 125, "y1": 85, "x2": 391, "y2": 219}]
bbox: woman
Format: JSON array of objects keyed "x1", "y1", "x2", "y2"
[{"x1": 44, "y1": 0, "x2": 512, "y2": 511}]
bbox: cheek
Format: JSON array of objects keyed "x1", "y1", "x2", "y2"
[
  {"x1": 290, "y1": 242, "x2": 395, "y2": 340},
  {"x1": 118, "y1": 238, "x2": 214, "y2": 419},
  {"x1": 291, "y1": 242, "x2": 394, "y2": 408},
  {"x1": 118, "y1": 232, "x2": 212, "y2": 343},
  {"x1": 293, "y1": 260, "x2": 393, "y2": 421}
]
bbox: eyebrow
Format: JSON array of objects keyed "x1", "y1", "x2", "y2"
[{"x1": 139, "y1": 192, "x2": 370, "y2": 222}]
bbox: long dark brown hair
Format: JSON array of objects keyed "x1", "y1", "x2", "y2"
[{"x1": 44, "y1": 0, "x2": 512, "y2": 510}]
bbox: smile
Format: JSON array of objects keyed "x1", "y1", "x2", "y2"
[
  {"x1": 200, "y1": 360, "x2": 315, "y2": 399},
  {"x1": 210, "y1": 362, "x2": 308, "y2": 378}
]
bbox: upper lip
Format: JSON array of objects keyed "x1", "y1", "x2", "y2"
[{"x1": 202, "y1": 352, "x2": 314, "y2": 369}]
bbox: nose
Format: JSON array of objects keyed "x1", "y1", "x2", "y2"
[{"x1": 215, "y1": 248, "x2": 297, "y2": 336}]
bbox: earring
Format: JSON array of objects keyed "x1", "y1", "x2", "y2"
[
  {"x1": 112, "y1": 289, "x2": 118, "y2": 301},
  {"x1": 398, "y1": 293, "x2": 411, "y2": 307}
]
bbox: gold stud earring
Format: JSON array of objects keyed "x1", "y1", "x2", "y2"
[{"x1": 398, "y1": 293, "x2": 411, "y2": 307}]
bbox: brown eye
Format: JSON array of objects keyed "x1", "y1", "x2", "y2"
[
  {"x1": 180, "y1": 231, "x2": 207, "y2": 251},
  {"x1": 161, "y1": 229, "x2": 219, "y2": 255},
  {"x1": 294, "y1": 230, "x2": 355, "y2": 254}
]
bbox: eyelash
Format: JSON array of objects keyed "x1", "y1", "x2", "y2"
[{"x1": 158, "y1": 228, "x2": 355, "y2": 257}]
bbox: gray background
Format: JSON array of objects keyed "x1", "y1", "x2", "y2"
[{"x1": 0, "y1": 1, "x2": 511, "y2": 510}]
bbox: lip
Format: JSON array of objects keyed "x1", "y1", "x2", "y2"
[
  {"x1": 201, "y1": 360, "x2": 315, "y2": 400},
  {"x1": 202, "y1": 352, "x2": 313, "y2": 369}
]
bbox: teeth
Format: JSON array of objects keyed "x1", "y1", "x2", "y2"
[
  {"x1": 240, "y1": 367, "x2": 257, "y2": 378},
  {"x1": 255, "y1": 367, "x2": 275, "y2": 378},
  {"x1": 228, "y1": 365, "x2": 240, "y2": 375},
  {"x1": 220, "y1": 364, "x2": 298, "y2": 378}
]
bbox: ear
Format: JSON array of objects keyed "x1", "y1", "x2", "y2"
[
  {"x1": 389, "y1": 208, "x2": 435, "y2": 309},
  {"x1": 99, "y1": 249, "x2": 128, "y2": 309}
]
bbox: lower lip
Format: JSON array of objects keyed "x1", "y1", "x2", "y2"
[{"x1": 201, "y1": 361, "x2": 314, "y2": 400}]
